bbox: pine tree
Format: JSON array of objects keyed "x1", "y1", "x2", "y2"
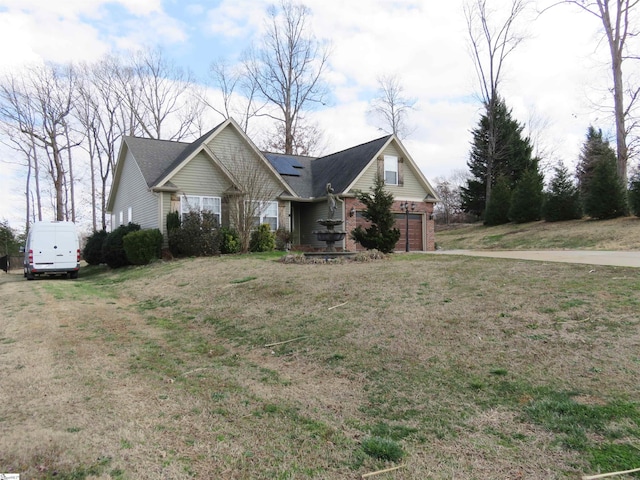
[
  {"x1": 542, "y1": 163, "x2": 582, "y2": 222},
  {"x1": 583, "y1": 156, "x2": 628, "y2": 219},
  {"x1": 578, "y1": 127, "x2": 628, "y2": 219},
  {"x1": 509, "y1": 167, "x2": 544, "y2": 223},
  {"x1": 629, "y1": 168, "x2": 640, "y2": 217},
  {"x1": 576, "y1": 126, "x2": 617, "y2": 198},
  {"x1": 351, "y1": 175, "x2": 400, "y2": 253},
  {"x1": 461, "y1": 97, "x2": 536, "y2": 218},
  {"x1": 484, "y1": 176, "x2": 511, "y2": 226}
]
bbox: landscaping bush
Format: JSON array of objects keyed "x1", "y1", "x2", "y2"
[
  {"x1": 166, "y1": 211, "x2": 181, "y2": 232},
  {"x1": 351, "y1": 175, "x2": 400, "y2": 254},
  {"x1": 168, "y1": 211, "x2": 220, "y2": 257},
  {"x1": 83, "y1": 230, "x2": 108, "y2": 265},
  {"x1": 275, "y1": 227, "x2": 291, "y2": 251},
  {"x1": 219, "y1": 226, "x2": 241, "y2": 254},
  {"x1": 122, "y1": 229, "x2": 163, "y2": 265},
  {"x1": 102, "y1": 223, "x2": 141, "y2": 269},
  {"x1": 249, "y1": 224, "x2": 275, "y2": 252}
]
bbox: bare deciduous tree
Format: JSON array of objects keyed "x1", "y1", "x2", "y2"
[
  {"x1": 223, "y1": 148, "x2": 282, "y2": 253},
  {"x1": 552, "y1": 0, "x2": 639, "y2": 184},
  {"x1": 76, "y1": 56, "x2": 131, "y2": 231},
  {"x1": 0, "y1": 73, "x2": 44, "y2": 229},
  {"x1": 369, "y1": 74, "x2": 417, "y2": 139},
  {"x1": 434, "y1": 170, "x2": 471, "y2": 224},
  {"x1": 464, "y1": 0, "x2": 531, "y2": 209},
  {"x1": 115, "y1": 47, "x2": 205, "y2": 141},
  {"x1": 204, "y1": 59, "x2": 264, "y2": 134},
  {"x1": 244, "y1": 0, "x2": 329, "y2": 155},
  {"x1": 1, "y1": 64, "x2": 81, "y2": 222}
]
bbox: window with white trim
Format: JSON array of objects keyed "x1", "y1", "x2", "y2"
[
  {"x1": 384, "y1": 155, "x2": 398, "y2": 185},
  {"x1": 249, "y1": 200, "x2": 278, "y2": 231},
  {"x1": 181, "y1": 195, "x2": 221, "y2": 223},
  {"x1": 127, "y1": 207, "x2": 132, "y2": 223},
  {"x1": 119, "y1": 211, "x2": 124, "y2": 225}
]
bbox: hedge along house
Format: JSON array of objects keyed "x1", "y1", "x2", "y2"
[{"x1": 107, "y1": 118, "x2": 440, "y2": 252}]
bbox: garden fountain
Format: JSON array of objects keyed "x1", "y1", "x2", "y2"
[{"x1": 311, "y1": 183, "x2": 347, "y2": 254}]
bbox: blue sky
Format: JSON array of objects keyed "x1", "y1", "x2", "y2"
[{"x1": 0, "y1": 0, "x2": 634, "y2": 229}]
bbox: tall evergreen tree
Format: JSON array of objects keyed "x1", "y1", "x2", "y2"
[
  {"x1": 629, "y1": 167, "x2": 640, "y2": 217},
  {"x1": 509, "y1": 167, "x2": 544, "y2": 223},
  {"x1": 484, "y1": 176, "x2": 511, "y2": 226},
  {"x1": 351, "y1": 176, "x2": 400, "y2": 253},
  {"x1": 578, "y1": 126, "x2": 628, "y2": 219},
  {"x1": 461, "y1": 97, "x2": 536, "y2": 218},
  {"x1": 583, "y1": 156, "x2": 628, "y2": 219},
  {"x1": 542, "y1": 163, "x2": 582, "y2": 222},
  {"x1": 576, "y1": 126, "x2": 617, "y2": 198}
]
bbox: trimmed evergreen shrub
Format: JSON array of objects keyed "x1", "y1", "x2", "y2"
[
  {"x1": 351, "y1": 175, "x2": 400, "y2": 253},
  {"x1": 219, "y1": 226, "x2": 241, "y2": 254},
  {"x1": 83, "y1": 230, "x2": 108, "y2": 265},
  {"x1": 123, "y1": 229, "x2": 163, "y2": 265},
  {"x1": 250, "y1": 224, "x2": 275, "y2": 252},
  {"x1": 166, "y1": 211, "x2": 181, "y2": 232},
  {"x1": 102, "y1": 223, "x2": 141, "y2": 269}
]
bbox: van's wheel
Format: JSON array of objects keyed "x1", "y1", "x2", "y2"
[
  {"x1": 26, "y1": 272, "x2": 34, "y2": 281},
  {"x1": 69, "y1": 271, "x2": 78, "y2": 279}
]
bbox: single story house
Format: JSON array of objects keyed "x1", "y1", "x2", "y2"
[{"x1": 107, "y1": 118, "x2": 439, "y2": 252}]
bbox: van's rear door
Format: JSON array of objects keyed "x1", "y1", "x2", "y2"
[{"x1": 32, "y1": 226, "x2": 77, "y2": 270}]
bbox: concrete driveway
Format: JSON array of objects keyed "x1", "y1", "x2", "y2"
[{"x1": 429, "y1": 250, "x2": 640, "y2": 268}]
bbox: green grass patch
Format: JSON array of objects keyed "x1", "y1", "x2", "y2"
[{"x1": 360, "y1": 436, "x2": 405, "y2": 462}]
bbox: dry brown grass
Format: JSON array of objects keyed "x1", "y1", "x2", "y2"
[
  {"x1": 1, "y1": 253, "x2": 640, "y2": 479},
  {"x1": 435, "y1": 216, "x2": 640, "y2": 251}
]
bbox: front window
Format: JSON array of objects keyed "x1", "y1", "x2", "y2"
[
  {"x1": 181, "y1": 195, "x2": 221, "y2": 223},
  {"x1": 250, "y1": 200, "x2": 278, "y2": 230},
  {"x1": 384, "y1": 155, "x2": 398, "y2": 185}
]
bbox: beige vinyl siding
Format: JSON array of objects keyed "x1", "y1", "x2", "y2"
[
  {"x1": 110, "y1": 148, "x2": 158, "y2": 231},
  {"x1": 207, "y1": 127, "x2": 284, "y2": 196},
  {"x1": 351, "y1": 144, "x2": 428, "y2": 199},
  {"x1": 171, "y1": 153, "x2": 231, "y2": 196}
]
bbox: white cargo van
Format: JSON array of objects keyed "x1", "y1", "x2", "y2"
[{"x1": 23, "y1": 221, "x2": 80, "y2": 280}]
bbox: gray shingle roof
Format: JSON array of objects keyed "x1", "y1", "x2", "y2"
[
  {"x1": 310, "y1": 135, "x2": 391, "y2": 197},
  {"x1": 263, "y1": 152, "x2": 316, "y2": 198},
  {"x1": 125, "y1": 124, "x2": 223, "y2": 187},
  {"x1": 263, "y1": 136, "x2": 391, "y2": 198},
  {"x1": 125, "y1": 122, "x2": 391, "y2": 200}
]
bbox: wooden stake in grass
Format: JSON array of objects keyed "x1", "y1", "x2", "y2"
[
  {"x1": 361, "y1": 464, "x2": 405, "y2": 478},
  {"x1": 264, "y1": 336, "x2": 308, "y2": 348},
  {"x1": 328, "y1": 301, "x2": 348, "y2": 310},
  {"x1": 582, "y1": 467, "x2": 640, "y2": 479}
]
